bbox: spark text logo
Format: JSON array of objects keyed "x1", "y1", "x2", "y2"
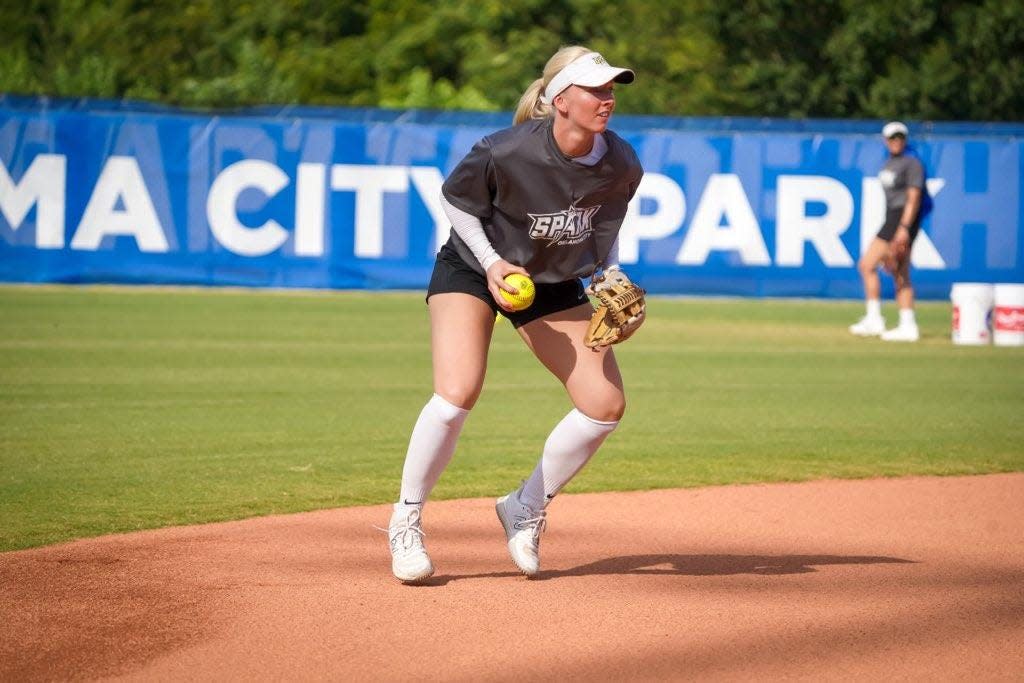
[{"x1": 527, "y1": 202, "x2": 600, "y2": 247}]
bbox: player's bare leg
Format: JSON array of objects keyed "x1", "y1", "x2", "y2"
[
  {"x1": 894, "y1": 258, "x2": 915, "y2": 311},
  {"x1": 494, "y1": 302, "x2": 624, "y2": 576},
  {"x1": 850, "y1": 237, "x2": 890, "y2": 336},
  {"x1": 387, "y1": 293, "x2": 495, "y2": 583},
  {"x1": 859, "y1": 237, "x2": 890, "y2": 302},
  {"x1": 401, "y1": 292, "x2": 493, "y2": 500},
  {"x1": 517, "y1": 302, "x2": 625, "y2": 422},
  {"x1": 428, "y1": 293, "x2": 495, "y2": 409},
  {"x1": 882, "y1": 254, "x2": 920, "y2": 342}
]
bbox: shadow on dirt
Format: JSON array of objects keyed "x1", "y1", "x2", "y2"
[
  {"x1": 422, "y1": 553, "x2": 914, "y2": 586},
  {"x1": 538, "y1": 553, "x2": 915, "y2": 578}
]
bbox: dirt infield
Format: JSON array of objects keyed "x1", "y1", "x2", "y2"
[{"x1": 2, "y1": 473, "x2": 1022, "y2": 681}]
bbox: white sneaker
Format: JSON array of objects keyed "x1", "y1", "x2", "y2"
[
  {"x1": 386, "y1": 503, "x2": 434, "y2": 583},
  {"x1": 495, "y1": 487, "x2": 547, "y2": 576},
  {"x1": 881, "y1": 323, "x2": 920, "y2": 342},
  {"x1": 849, "y1": 315, "x2": 886, "y2": 336}
]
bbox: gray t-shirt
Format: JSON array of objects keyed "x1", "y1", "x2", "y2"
[
  {"x1": 441, "y1": 117, "x2": 644, "y2": 283},
  {"x1": 879, "y1": 153, "x2": 925, "y2": 210}
]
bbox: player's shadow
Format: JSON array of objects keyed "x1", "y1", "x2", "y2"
[
  {"x1": 534, "y1": 553, "x2": 915, "y2": 579},
  {"x1": 422, "y1": 553, "x2": 913, "y2": 586}
]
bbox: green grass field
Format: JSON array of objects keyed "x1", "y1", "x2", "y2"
[{"x1": 1, "y1": 285, "x2": 1022, "y2": 552}]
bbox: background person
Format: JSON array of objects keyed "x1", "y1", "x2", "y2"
[
  {"x1": 850, "y1": 121, "x2": 926, "y2": 342},
  {"x1": 385, "y1": 46, "x2": 644, "y2": 583}
]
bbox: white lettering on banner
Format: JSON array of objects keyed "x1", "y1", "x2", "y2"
[
  {"x1": 620, "y1": 173, "x2": 685, "y2": 264},
  {"x1": 0, "y1": 154, "x2": 66, "y2": 248},
  {"x1": 71, "y1": 156, "x2": 169, "y2": 252},
  {"x1": 407, "y1": 166, "x2": 447, "y2": 253},
  {"x1": 858, "y1": 176, "x2": 884, "y2": 258},
  {"x1": 5, "y1": 152, "x2": 957, "y2": 273},
  {"x1": 677, "y1": 173, "x2": 770, "y2": 266},
  {"x1": 776, "y1": 175, "x2": 853, "y2": 267},
  {"x1": 859, "y1": 177, "x2": 946, "y2": 269},
  {"x1": 295, "y1": 163, "x2": 325, "y2": 256},
  {"x1": 331, "y1": 165, "x2": 408, "y2": 258},
  {"x1": 207, "y1": 160, "x2": 289, "y2": 257}
]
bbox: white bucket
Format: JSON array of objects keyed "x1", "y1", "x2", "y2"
[
  {"x1": 993, "y1": 284, "x2": 1024, "y2": 347},
  {"x1": 950, "y1": 283, "x2": 994, "y2": 345}
]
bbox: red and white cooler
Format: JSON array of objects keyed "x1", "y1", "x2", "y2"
[
  {"x1": 993, "y1": 284, "x2": 1024, "y2": 347},
  {"x1": 950, "y1": 283, "x2": 994, "y2": 345}
]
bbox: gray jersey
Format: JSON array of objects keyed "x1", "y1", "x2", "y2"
[
  {"x1": 441, "y1": 117, "x2": 643, "y2": 283},
  {"x1": 879, "y1": 153, "x2": 924, "y2": 209}
]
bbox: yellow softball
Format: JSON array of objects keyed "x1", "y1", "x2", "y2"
[{"x1": 499, "y1": 273, "x2": 535, "y2": 311}]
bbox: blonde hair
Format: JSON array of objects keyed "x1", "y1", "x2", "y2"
[{"x1": 513, "y1": 45, "x2": 592, "y2": 125}]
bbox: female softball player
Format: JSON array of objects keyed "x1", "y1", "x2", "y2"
[{"x1": 386, "y1": 45, "x2": 644, "y2": 583}]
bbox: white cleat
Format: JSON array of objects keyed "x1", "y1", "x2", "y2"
[
  {"x1": 881, "y1": 323, "x2": 920, "y2": 342},
  {"x1": 849, "y1": 315, "x2": 886, "y2": 336},
  {"x1": 386, "y1": 503, "x2": 434, "y2": 584},
  {"x1": 495, "y1": 488, "x2": 547, "y2": 577}
]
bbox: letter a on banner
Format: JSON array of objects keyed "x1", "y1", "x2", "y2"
[
  {"x1": 677, "y1": 174, "x2": 769, "y2": 265},
  {"x1": 71, "y1": 156, "x2": 169, "y2": 252}
]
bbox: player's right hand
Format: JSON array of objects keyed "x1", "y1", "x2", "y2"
[
  {"x1": 485, "y1": 260, "x2": 530, "y2": 312},
  {"x1": 888, "y1": 227, "x2": 910, "y2": 270}
]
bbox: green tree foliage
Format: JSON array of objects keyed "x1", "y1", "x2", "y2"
[
  {"x1": 823, "y1": 0, "x2": 1024, "y2": 121},
  {"x1": 1, "y1": 0, "x2": 1021, "y2": 120}
]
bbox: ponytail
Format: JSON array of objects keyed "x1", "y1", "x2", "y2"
[
  {"x1": 513, "y1": 45, "x2": 591, "y2": 125},
  {"x1": 513, "y1": 78, "x2": 550, "y2": 125}
]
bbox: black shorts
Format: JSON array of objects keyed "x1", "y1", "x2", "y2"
[
  {"x1": 426, "y1": 243, "x2": 589, "y2": 328},
  {"x1": 876, "y1": 208, "x2": 921, "y2": 243}
]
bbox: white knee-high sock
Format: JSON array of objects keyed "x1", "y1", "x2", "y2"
[
  {"x1": 398, "y1": 394, "x2": 469, "y2": 504},
  {"x1": 519, "y1": 409, "x2": 619, "y2": 510}
]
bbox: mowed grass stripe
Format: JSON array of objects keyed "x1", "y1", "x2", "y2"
[{"x1": 1, "y1": 285, "x2": 1021, "y2": 551}]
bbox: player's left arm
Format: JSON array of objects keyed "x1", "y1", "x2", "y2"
[
  {"x1": 900, "y1": 186, "x2": 922, "y2": 229},
  {"x1": 891, "y1": 186, "x2": 921, "y2": 262},
  {"x1": 892, "y1": 158, "x2": 925, "y2": 261}
]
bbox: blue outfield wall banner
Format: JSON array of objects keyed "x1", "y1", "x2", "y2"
[{"x1": 1, "y1": 95, "x2": 1022, "y2": 298}]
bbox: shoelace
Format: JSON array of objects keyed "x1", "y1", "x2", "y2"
[
  {"x1": 392, "y1": 523, "x2": 426, "y2": 553},
  {"x1": 374, "y1": 508, "x2": 426, "y2": 553},
  {"x1": 518, "y1": 511, "x2": 547, "y2": 543}
]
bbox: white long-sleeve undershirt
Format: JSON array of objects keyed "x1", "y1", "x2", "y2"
[
  {"x1": 441, "y1": 194, "x2": 502, "y2": 271},
  {"x1": 440, "y1": 132, "x2": 620, "y2": 273}
]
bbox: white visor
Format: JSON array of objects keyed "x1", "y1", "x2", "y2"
[
  {"x1": 882, "y1": 121, "x2": 909, "y2": 138},
  {"x1": 541, "y1": 52, "x2": 635, "y2": 105}
]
